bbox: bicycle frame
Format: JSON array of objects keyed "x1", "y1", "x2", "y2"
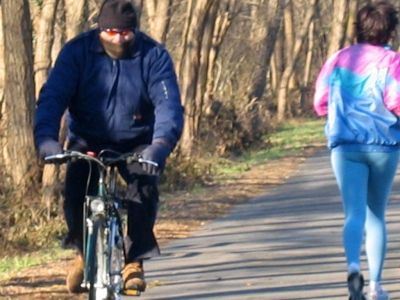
[
  {"x1": 45, "y1": 150, "x2": 157, "y2": 300},
  {"x1": 82, "y1": 157, "x2": 130, "y2": 299}
]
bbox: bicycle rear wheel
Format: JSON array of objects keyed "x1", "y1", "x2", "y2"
[{"x1": 87, "y1": 215, "x2": 108, "y2": 300}]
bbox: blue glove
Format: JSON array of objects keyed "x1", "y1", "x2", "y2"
[
  {"x1": 141, "y1": 143, "x2": 171, "y2": 176},
  {"x1": 38, "y1": 139, "x2": 62, "y2": 160}
]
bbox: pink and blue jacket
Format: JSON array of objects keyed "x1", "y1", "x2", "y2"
[{"x1": 314, "y1": 43, "x2": 400, "y2": 151}]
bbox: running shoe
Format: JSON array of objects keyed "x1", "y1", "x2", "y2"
[
  {"x1": 347, "y1": 272, "x2": 366, "y2": 300},
  {"x1": 367, "y1": 288, "x2": 389, "y2": 300}
]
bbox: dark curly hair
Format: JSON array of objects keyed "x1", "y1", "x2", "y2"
[{"x1": 356, "y1": 1, "x2": 399, "y2": 45}]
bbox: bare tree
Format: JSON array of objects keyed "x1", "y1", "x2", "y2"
[
  {"x1": 51, "y1": 0, "x2": 66, "y2": 63},
  {"x1": 0, "y1": 8, "x2": 7, "y2": 171},
  {"x1": 283, "y1": 0, "x2": 296, "y2": 90},
  {"x1": 145, "y1": 0, "x2": 172, "y2": 43},
  {"x1": 30, "y1": 0, "x2": 42, "y2": 34},
  {"x1": 64, "y1": 0, "x2": 87, "y2": 41},
  {"x1": 205, "y1": 0, "x2": 238, "y2": 110},
  {"x1": 343, "y1": 0, "x2": 359, "y2": 47},
  {"x1": 34, "y1": 0, "x2": 60, "y2": 98},
  {"x1": 193, "y1": 1, "x2": 218, "y2": 132},
  {"x1": 175, "y1": 0, "x2": 192, "y2": 77},
  {"x1": 1, "y1": 0, "x2": 38, "y2": 189},
  {"x1": 0, "y1": 9, "x2": 3, "y2": 101},
  {"x1": 326, "y1": 0, "x2": 349, "y2": 57},
  {"x1": 276, "y1": 0, "x2": 318, "y2": 122},
  {"x1": 33, "y1": 0, "x2": 62, "y2": 217},
  {"x1": 247, "y1": 0, "x2": 284, "y2": 103},
  {"x1": 299, "y1": 19, "x2": 314, "y2": 110},
  {"x1": 270, "y1": 33, "x2": 284, "y2": 95},
  {"x1": 179, "y1": 0, "x2": 217, "y2": 155}
]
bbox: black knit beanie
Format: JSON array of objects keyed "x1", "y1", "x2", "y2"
[{"x1": 98, "y1": 0, "x2": 137, "y2": 29}]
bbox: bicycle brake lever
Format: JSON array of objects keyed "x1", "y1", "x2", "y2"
[{"x1": 138, "y1": 158, "x2": 159, "y2": 167}]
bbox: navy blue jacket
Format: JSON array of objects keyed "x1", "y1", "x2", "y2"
[{"x1": 34, "y1": 29, "x2": 184, "y2": 152}]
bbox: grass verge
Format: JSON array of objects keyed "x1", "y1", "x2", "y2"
[
  {"x1": 0, "y1": 248, "x2": 72, "y2": 281},
  {"x1": 216, "y1": 118, "x2": 325, "y2": 176}
]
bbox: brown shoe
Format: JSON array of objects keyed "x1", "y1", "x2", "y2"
[
  {"x1": 121, "y1": 261, "x2": 146, "y2": 292},
  {"x1": 66, "y1": 254, "x2": 87, "y2": 293}
]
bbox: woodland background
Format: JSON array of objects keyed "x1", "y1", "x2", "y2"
[{"x1": 0, "y1": 0, "x2": 396, "y2": 255}]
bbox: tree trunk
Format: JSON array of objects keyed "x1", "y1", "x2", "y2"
[
  {"x1": 247, "y1": 0, "x2": 284, "y2": 102},
  {"x1": 34, "y1": 0, "x2": 59, "y2": 98},
  {"x1": 326, "y1": 0, "x2": 349, "y2": 57},
  {"x1": 205, "y1": 0, "x2": 237, "y2": 110},
  {"x1": 194, "y1": 1, "x2": 218, "y2": 132},
  {"x1": 343, "y1": 0, "x2": 358, "y2": 47},
  {"x1": 276, "y1": 0, "x2": 318, "y2": 122},
  {"x1": 0, "y1": 8, "x2": 7, "y2": 170},
  {"x1": 247, "y1": 1, "x2": 269, "y2": 101},
  {"x1": 145, "y1": 0, "x2": 172, "y2": 44},
  {"x1": 52, "y1": 0, "x2": 66, "y2": 64},
  {"x1": 29, "y1": 0, "x2": 41, "y2": 36},
  {"x1": 237, "y1": 0, "x2": 284, "y2": 141},
  {"x1": 270, "y1": 31, "x2": 284, "y2": 95},
  {"x1": 145, "y1": 0, "x2": 156, "y2": 34},
  {"x1": 176, "y1": 0, "x2": 193, "y2": 77},
  {"x1": 269, "y1": 53, "x2": 278, "y2": 95},
  {"x1": 41, "y1": 0, "x2": 84, "y2": 210},
  {"x1": 300, "y1": 19, "x2": 315, "y2": 111},
  {"x1": 64, "y1": 0, "x2": 86, "y2": 41},
  {"x1": 33, "y1": 0, "x2": 60, "y2": 219},
  {"x1": 179, "y1": 0, "x2": 216, "y2": 155},
  {"x1": 283, "y1": 0, "x2": 296, "y2": 90},
  {"x1": 2, "y1": 0, "x2": 39, "y2": 190}
]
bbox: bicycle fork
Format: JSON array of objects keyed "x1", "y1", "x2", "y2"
[
  {"x1": 108, "y1": 217, "x2": 125, "y2": 300},
  {"x1": 85, "y1": 215, "x2": 109, "y2": 299},
  {"x1": 83, "y1": 217, "x2": 94, "y2": 290}
]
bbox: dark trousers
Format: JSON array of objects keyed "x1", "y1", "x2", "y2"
[{"x1": 63, "y1": 145, "x2": 160, "y2": 263}]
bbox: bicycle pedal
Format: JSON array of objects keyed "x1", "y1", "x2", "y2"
[{"x1": 123, "y1": 289, "x2": 141, "y2": 296}]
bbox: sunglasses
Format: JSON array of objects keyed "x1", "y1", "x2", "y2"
[{"x1": 101, "y1": 28, "x2": 133, "y2": 36}]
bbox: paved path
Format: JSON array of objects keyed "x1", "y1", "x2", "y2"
[{"x1": 125, "y1": 150, "x2": 400, "y2": 300}]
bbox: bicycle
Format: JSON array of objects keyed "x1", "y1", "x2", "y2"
[{"x1": 45, "y1": 150, "x2": 158, "y2": 300}]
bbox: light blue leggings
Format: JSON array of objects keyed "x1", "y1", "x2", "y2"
[{"x1": 331, "y1": 150, "x2": 399, "y2": 282}]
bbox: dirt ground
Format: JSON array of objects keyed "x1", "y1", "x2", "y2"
[{"x1": 0, "y1": 145, "x2": 325, "y2": 300}]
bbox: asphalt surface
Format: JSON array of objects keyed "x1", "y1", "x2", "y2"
[{"x1": 123, "y1": 150, "x2": 400, "y2": 300}]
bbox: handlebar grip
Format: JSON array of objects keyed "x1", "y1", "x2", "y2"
[{"x1": 44, "y1": 153, "x2": 66, "y2": 161}]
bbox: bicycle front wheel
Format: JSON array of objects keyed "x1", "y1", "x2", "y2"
[
  {"x1": 108, "y1": 216, "x2": 126, "y2": 295},
  {"x1": 87, "y1": 214, "x2": 108, "y2": 300}
]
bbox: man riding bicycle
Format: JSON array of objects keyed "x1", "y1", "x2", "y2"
[{"x1": 33, "y1": 0, "x2": 184, "y2": 294}]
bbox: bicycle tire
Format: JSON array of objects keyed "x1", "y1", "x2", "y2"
[{"x1": 87, "y1": 214, "x2": 108, "y2": 300}]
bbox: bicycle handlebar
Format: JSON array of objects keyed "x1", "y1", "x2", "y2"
[{"x1": 44, "y1": 150, "x2": 158, "y2": 170}]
